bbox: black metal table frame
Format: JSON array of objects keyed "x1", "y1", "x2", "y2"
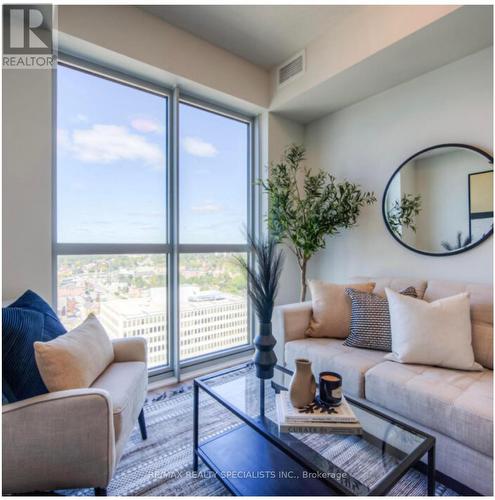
[{"x1": 193, "y1": 363, "x2": 436, "y2": 496}]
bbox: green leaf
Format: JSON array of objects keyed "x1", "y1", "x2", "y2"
[{"x1": 261, "y1": 144, "x2": 376, "y2": 267}]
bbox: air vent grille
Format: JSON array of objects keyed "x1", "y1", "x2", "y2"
[{"x1": 278, "y1": 51, "x2": 305, "y2": 87}]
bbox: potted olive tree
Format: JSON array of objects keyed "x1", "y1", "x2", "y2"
[{"x1": 261, "y1": 144, "x2": 376, "y2": 301}]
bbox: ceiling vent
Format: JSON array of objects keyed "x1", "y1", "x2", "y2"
[{"x1": 277, "y1": 50, "x2": 305, "y2": 88}]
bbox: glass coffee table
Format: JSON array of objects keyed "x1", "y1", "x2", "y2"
[{"x1": 193, "y1": 363, "x2": 435, "y2": 496}]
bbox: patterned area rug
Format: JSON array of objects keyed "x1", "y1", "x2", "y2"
[{"x1": 72, "y1": 370, "x2": 458, "y2": 496}]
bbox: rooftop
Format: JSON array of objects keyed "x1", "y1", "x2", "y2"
[{"x1": 100, "y1": 287, "x2": 245, "y2": 318}]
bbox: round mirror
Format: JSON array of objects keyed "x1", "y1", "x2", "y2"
[{"x1": 383, "y1": 144, "x2": 493, "y2": 256}]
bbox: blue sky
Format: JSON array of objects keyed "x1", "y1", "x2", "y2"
[{"x1": 57, "y1": 65, "x2": 247, "y2": 245}]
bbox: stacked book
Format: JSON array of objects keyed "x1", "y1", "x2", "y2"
[{"x1": 275, "y1": 391, "x2": 362, "y2": 435}]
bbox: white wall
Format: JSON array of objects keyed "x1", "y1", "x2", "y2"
[
  {"x1": 270, "y1": 5, "x2": 458, "y2": 109},
  {"x1": 58, "y1": 5, "x2": 269, "y2": 110},
  {"x1": 304, "y1": 47, "x2": 493, "y2": 285},
  {"x1": 2, "y1": 68, "x2": 53, "y2": 301},
  {"x1": 261, "y1": 113, "x2": 305, "y2": 305}
]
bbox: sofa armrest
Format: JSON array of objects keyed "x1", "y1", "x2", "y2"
[
  {"x1": 112, "y1": 337, "x2": 147, "y2": 364},
  {"x1": 2, "y1": 388, "x2": 115, "y2": 494},
  {"x1": 272, "y1": 301, "x2": 313, "y2": 365}
]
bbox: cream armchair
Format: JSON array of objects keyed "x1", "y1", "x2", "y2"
[{"x1": 2, "y1": 337, "x2": 148, "y2": 495}]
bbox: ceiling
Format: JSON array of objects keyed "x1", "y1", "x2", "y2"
[
  {"x1": 271, "y1": 5, "x2": 493, "y2": 123},
  {"x1": 141, "y1": 5, "x2": 358, "y2": 69}
]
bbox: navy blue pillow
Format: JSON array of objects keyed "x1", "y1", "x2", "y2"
[
  {"x1": 2, "y1": 380, "x2": 16, "y2": 404},
  {"x1": 2, "y1": 290, "x2": 66, "y2": 401},
  {"x1": 10, "y1": 290, "x2": 66, "y2": 339}
]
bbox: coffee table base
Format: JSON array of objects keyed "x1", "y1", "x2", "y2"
[
  {"x1": 194, "y1": 423, "x2": 436, "y2": 496},
  {"x1": 196, "y1": 424, "x2": 338, "y2": 496}
]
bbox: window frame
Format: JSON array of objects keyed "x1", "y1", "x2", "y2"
[{"x1": 53, "y1": 56, "x2": 256, "y2": 380}]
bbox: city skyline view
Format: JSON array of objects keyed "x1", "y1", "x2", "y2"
[{"x1": 57, "y1": 253, "x2": 249, "y2": 367}]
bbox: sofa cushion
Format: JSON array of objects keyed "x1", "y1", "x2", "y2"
[
  {"x1": 365, "y1": 361, "x2": 493, "y2": 456},
  {"x1": 424, "y1": 280, "x2": 493, "y2": 324},
  {"x1": 424, "y1": 280, "x2": 493, "y2": 369},
  {"x1": 91, "y1": 361, "x2": 147, "y2": 460},
  {"x1": 356, "y1": 277, "x2": 427, "y2": 299},
  {"x1": 472, "y1": 322, "x2": 493, "y2": 370},
  {"x1": 285, "y1": 338, "x2": 387, "y2": 398}
]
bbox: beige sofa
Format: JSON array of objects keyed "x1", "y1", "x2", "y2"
[
  {"x1": 272, "y1": 278, "x2": 493, "y2": 495},
  {"x1": 2, "y1": 336, "x2": 148, "y2": 495}
]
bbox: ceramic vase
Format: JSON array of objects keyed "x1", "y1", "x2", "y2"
[
  {"x1": 289, "y1": 358, "x2": 317, "y2": 408},
  {"x1": 253, "y1": 322, "x2": 277, "y2": 379}
]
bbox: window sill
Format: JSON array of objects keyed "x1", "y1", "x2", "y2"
[{"x1": 148, "y1": 350, "x2": 254, "y2": 391}]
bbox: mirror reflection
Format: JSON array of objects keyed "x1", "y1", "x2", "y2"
[{"x1": 384, "y1": 146, "x2": 493, "y2": 255}]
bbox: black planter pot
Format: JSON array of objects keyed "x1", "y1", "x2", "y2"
[{"x1": 253, "y1": 322, "x2": 277, "y2": 379}]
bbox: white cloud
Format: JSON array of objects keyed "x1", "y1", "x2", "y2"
[
  {"x1": 183, "y1": 136, "x2": 218, "y2": 157},
  {"x1": 130, "y1": 118, "x2": 163, "y2": 134},
  {"x1": 191, "y1": 202, "x2": 223, "y2": 213},
  {"x1": 59, "y1": 124, "x2": 164, "y2": 167},
  {"x1": 76, "y1": 113, "x2": 88, "y2": 123}
]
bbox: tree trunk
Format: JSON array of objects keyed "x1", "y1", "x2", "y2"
[{"x1": 299, "y1": 259, "x2": 307, "y2": 302}]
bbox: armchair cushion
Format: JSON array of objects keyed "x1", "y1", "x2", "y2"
[
  {"x1": 2, "y1": 290, "x2": 66, "y2": 401},
  {"x1": 34, "y1": 314, "x2": 114, "y2": 392},
  {"x1": 92, "y1": 361, "x2": 147, "y2": 461}
]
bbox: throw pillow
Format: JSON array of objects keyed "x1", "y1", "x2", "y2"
[
  {"x1": 306, "y1": 281, "x2": 375, "y2": 339},
  {"x1": 344, "y1": 286, "x2": 417, "y2": 351},
  {"x1": 2, "y1": 290, "x2": 67, "y2": 401},
  {"x1": 385, "y1": 288, "x2": 482, "y2": 371},
  {"x1": 34, "y1": 313, "x2": 115, "y2": 392},
  {"x1": 10, "y1": 289, "x2": 67, "y2": 339},
  {"x1": 2, "y1": 380, "x2": 16, "y2": 403}
]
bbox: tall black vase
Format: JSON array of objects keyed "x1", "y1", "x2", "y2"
[{"x1": 253, "y1": 322, "x2": 277, "y2": 379}]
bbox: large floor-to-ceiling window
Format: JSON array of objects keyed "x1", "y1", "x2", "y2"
[
  {"x1": 178, "y1": 101, "x2": 250, "y2": 362},
  {"x1": 55, "y1": 61, "x2": 253, "y2": 375}
]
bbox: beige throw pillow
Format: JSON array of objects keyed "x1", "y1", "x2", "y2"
[
  {"x1": 306, "y1": 281, "x2": 375, "y2": 338},
  {"x1": 34, "y1": 313, "x2": 114, "y2": 392},
  {"x1": 385, "y1": 288, "x2": 482, "y2": 371}
]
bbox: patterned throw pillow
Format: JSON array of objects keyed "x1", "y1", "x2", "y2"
[
  {"x1": 2, "y1": 290, "x2": 66, "y2": 401},
  {"x1": 343, "y1": 287, "x2": 417, "y2": 352}
]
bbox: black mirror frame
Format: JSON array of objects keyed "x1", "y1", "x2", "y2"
[{"x1": 382, "y1": 143, "x2": 493, "y2": 257}]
